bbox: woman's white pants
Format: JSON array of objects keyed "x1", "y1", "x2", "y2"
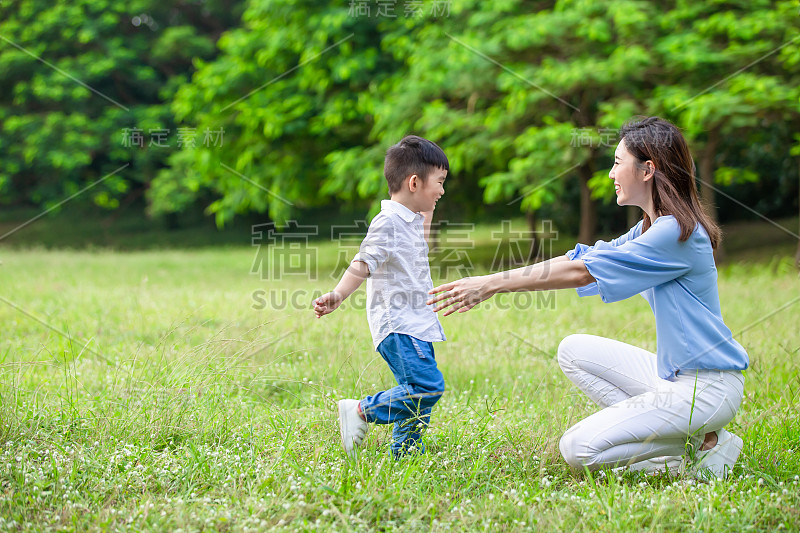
[{"x1": 557, "y1": 334, "x2": 744, "y2": 471}]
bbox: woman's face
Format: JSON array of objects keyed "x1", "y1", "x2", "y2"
[{"x1": 609, "y1": 139, "x2": 652, "y2": 210}]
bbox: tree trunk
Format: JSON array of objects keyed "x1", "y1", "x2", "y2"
[
  {"x1": 525, "y1": 210, "x2": 540, "y2": 262},
  {"x1": 577, "y1": 162, "x2": 597, "y2": 244},
  {"x1": 699, "y1": 128, "x2": 724, "y2": 263},
  {"x1": 103, "y1": 188, "x2": 144, "y2": 226},
  {"x1": 164, "y1": 212, "x2": 180, "y2": 231}
]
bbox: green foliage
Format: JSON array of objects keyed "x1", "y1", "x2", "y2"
[
  {"x1": 0, "y1": 0, "x2": 798, "y2": 236},
  {"x1": 324, "y1": 0, "x2": 795, "y2": 238},
  {"x1": 0, "y1": 0, "x2": 243, "y2": 211},
  {"x1": 715, "y1": 166, "x2": 759, "y2": 187},
  {"x1": 148, "y1": 0, "x2": 403, "y2": 226},
  {"x1": 651, "y1": 1, "x2": 800, "y2": 172},
  {"x1": 311, "y1": 0, "x2": 647, "y2": 238}
]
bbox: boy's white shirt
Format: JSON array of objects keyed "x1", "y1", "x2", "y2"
[{"x1": 352, "y1": 200, "x2": 446, "y2": 350}]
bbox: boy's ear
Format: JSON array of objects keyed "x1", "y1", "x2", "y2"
[{"x1": 407, "y1": 174, "x2": 419, "y2": 192}]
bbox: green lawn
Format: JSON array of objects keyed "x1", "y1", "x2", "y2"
[{"x1": 0, "y1": 226, "x2": 799, "y2": 531}]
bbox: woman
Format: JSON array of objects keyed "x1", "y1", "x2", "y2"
[{"x1": 427, "y1": 117, "x2": 749, "y2": 478}]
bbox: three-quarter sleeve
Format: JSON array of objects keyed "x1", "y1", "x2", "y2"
[
  {"x1": 566, "y1": 221, "x2": 644, "y2": 295},
  {"x1": 352, "y1": 214, "x2": 393, "y2": 276},
  {"x1": 581, "y1": 218, "x2": 694, "y2": 303},
  {"x1": 566, "y1": 242, "x2": 594, "y2": 261}
]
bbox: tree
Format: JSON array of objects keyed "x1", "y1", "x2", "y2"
[
  {"x1": 324, "y1": 0, "x2": 665, "y2": 245},
  {"x1": 0, "y1": 0, "x2": 242, "y2": 213},
  {"x1": 148, "y1": 0, "x2": 799, "y2": 245},
  {"x1": 147, "y1": 0, "x2": 403, "y2": 226},
  {"x1": 650, "y1": 0, "x2": 800, "y2": 260},
  {"x1": 793, "y1": 134, "x2": 800, "y2": 269}
]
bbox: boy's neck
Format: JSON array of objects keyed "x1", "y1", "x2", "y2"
[{"x1": 389, "y1": 193, "x2": 419, "y2": 214}]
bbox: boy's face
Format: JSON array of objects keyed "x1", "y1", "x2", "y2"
[{"x1": 414, "y1": 167, "x2": 447, "y2": 212}]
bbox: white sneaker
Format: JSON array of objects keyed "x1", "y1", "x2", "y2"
[
  {"x1": 691, "y1": 429, "x2": 743, "y2": 480},
  {"x1": 338, "y1": 399, "x2": 369, "y2": 457}
]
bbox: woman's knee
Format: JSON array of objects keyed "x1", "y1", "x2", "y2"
[
  {"x1": 559, "y1": 425, "x2": 599, "y2": 470},
  {"x1": 559, "y1": 431, "x2": 580, "y2": 469},
  {"x1": 557, "y1": 334, "x2": 592, "y2": 370}
]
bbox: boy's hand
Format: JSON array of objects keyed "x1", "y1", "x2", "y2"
[{"x1": 313, "y1": 291, "x2": 344, "y2": 318}]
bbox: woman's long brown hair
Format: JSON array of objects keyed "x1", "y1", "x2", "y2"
[{"x1": 619, "y1": 117, "x2": 721, "y2": 249}]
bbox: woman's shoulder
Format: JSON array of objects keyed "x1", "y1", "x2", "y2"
[
  {"x1": 649, "y1": 215, "x2": 711, "y2": 247},
  {"x1": 647, "y1": 215, "x2": 680, "y2": 238}
]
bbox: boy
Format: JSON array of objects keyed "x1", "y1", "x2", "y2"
[{"x1": 313, "y1": 135, "x2": 448, "y2": 458}]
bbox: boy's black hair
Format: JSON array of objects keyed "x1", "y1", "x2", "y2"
[{"x1": 384, "y1": 135, "x2": 449, "y2": 194}]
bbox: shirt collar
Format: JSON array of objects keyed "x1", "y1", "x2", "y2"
[{"x1": 381, "y1": 199, "x2": 422, "y2": 223}]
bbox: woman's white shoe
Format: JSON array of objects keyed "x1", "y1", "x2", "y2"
[{"x1": 691, "y1": 429, "x2": 743, "y2": 480}]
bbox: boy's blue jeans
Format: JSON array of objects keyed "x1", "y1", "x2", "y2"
[{"x1": 359, "y1": 333, "x2": 445, "y2": 457}]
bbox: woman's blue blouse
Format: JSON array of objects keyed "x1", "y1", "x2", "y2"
[{"x1": 567, "y1": 215, "x2": 749, "y2": 379}]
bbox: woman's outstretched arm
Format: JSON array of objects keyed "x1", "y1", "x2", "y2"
[{"x1": 427, "y1": 256, "x2": 595, "y2": 316}]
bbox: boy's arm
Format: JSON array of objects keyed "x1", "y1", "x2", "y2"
[{"x1": 313, "y1": 260, "x2": 370, "y2": 318}]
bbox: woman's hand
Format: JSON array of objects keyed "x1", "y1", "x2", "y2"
[{"x1": 426, "y1": 275, "x2": 495, "y2": 316}]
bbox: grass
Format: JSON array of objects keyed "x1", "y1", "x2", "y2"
[{"x1": 0, "y1": 219, "x2": 799, "y2": 531}]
